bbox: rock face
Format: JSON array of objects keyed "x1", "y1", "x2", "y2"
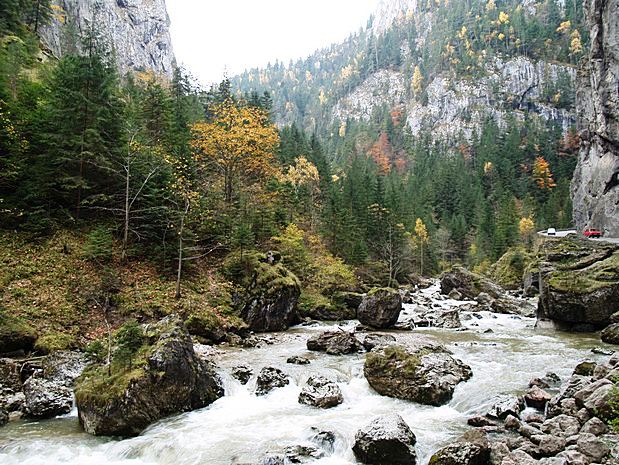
[
  {"x1": 357, "y1": 288, "x2": 402, "y2": 329},
  {"x1": 571, "y1": 0, "x2": 619, "y2": 237},
  {"x1": 364, "y1": 344, "x2": 472, "y2": 406},
  {"x1": 75, "y1": 316, "x2": 223, "y2": 437},
  {"x1": 352, "y1": 414, "x2": 417, "y2": 465},
  {"x1": 536, "y1": 237, "x2": 619, "y2": 330},
  {"x1": 240, "y1": 256, "x2": 301, "y2": 332},
  {"x1": 298, "y1": 376, "x2": 343, "y2": 408},
  {"x1": 39, "y1": 0, "x2": 176, "y2": 78}
]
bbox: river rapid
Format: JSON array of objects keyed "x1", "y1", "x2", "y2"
[{"x1": 0, "y1": 283, "x2": 614, "y2": 465}]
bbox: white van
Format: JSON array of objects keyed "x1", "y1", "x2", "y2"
[{"x1": 547, "y1": 228, "x2": 557, "y2": 236}]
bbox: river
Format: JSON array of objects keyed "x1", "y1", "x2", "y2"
[{"x1": 0, "y1": 283, "x2": 613, "y2": 465}]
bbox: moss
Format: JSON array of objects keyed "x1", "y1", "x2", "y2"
[
  {"x1": 491, "y1": 246, "x2": 531, "y2": 289},
  {"x1": 548, "y1": 251, "x2": 619, "y2": 294},
  {"x1": 367, "y1": 287, "x2": 397, "y2": 297},
  {"x1": 34, "y1": 332, "x2": 76, "y2": 354},
  {"x1": 75, "y1": 366, "x2": 145, "y2": 408},
  {"x1": 0, "y1": 312, "x2": 37, "y2": 352},
  {"x1": 365, "y1": 345, "x2": 430, "y2": 378},
  {"x1": 185, "y1": 311, "x2": 226, "y2": 340}
]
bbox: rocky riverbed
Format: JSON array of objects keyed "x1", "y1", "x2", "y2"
[{"x1": 0, "y1": 282, "x2": 617, "y2": 464}]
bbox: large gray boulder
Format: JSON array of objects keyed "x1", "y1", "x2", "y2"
[
  {"x1": 298, "y1": 376, "x2": 343, "y2": 408},
  {"x1": 306, "y1": 330, "x2": 363, "y2": 355},
  {"x1": 75, "y1": 316, "x2": 223, "y2": 437},
  {"x1": 23, "y1": 377, "x2": 72, "y2": 418},
  {"x1": 352, "y1": 414, "x2": 417, "y2": 465},
  {"x1": 364, "y1": 344, "x2": 472, "y2": 406},
  {"x1": 440, "y1": 266, "x2": 504, "y2": 300},
  {"x1": 357, "y1": 288, "x2": 402, "y2": 329},
  {"x1": 601, "y1": 323, "x2": 619, "y2": 344}
]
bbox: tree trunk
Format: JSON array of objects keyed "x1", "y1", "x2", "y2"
[
  {"x1": 175, "y1": 199, "x2": 189, "y2": 299},
  {"x1": 121, "y1": 156, "x2": 130, "y2": 262}
]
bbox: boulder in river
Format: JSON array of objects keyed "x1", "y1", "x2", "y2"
[
  {"x1": 440, "y1": 266, "x2": 504, "y2": 300},
  {"x1": 306, "y1": 330, "x2": 363, "y2": 355},
  {"x1": 357, "y1": 288, "x2": 402, "y2": 329},
  {"x1": 363, "y1": 344, "x2": 472, "y2": 406},
  {"x1": 525, "y1": 386, "x2": 552, "y2": 410},
  {"x1": 23, "y1": 377, "x2": 72, "y2": 418},
  {"x1": 486, "y1": 395, "x2": 525, "y2": 420},
  {"x1": 298, "y1": 376, "x2": 343, "y2": 408},
  {"x1": 75, "y1": 316, "x2": 224, "y2": 437},
  {"x1": 601, "y1": 323, "x2": 619, "y2": 344},
  {"x1": 362, "y1": 334, "x2": 396, "y2": 351},
  {"x1": 352, "y1": 414, "x2": 417, "y2": 465},
  {"x1": 231, "y1": 365, "x2": 253, "y2": 385},
  {"x1": 255, "y1": 367, "x2": 289, "y2": 396}
]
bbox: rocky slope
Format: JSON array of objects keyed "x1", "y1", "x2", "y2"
[
  {"x1": 39, "y1": 0, "x2": 175, "y2": 77},
  {"x1": 571, "y1": 0, "x2": 619, "y2": 236},
  {"x1": 233, "y1": 0, "x2": 579, "y2": 143}
]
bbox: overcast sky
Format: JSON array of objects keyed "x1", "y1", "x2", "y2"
[{"x1": 167, "y1": 0, "x2": 379, "y2": 87}]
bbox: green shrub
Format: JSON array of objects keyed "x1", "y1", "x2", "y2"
[{"x1": 83, "y1": 226, "x2": 113, "y2": 262}]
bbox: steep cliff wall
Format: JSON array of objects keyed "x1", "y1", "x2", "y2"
[
  {"x1": 571, "y1": 0, "x2": 619, "y2": 236},
  {"x1": 39, "y1": 0, "x2": 175, "y2": 77}
]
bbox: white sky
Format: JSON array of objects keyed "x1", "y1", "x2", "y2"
[{"x1": 167, "y1": 0, "x2": 380, "y2": 87}]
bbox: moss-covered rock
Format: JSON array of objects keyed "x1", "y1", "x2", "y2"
[
  {"x1": 34, "y1": 332, "x2": 76, "y2": 354},
  {"x1": 601, "y1": 324, "x2": 619, "y2": 345},
  {"x1": 536, "y1": 237, "x2": 619, "y2": 329},
  {"x1": 0, "y1": 313, "x2": 36, "y2": 354},
  {"x1": 237, "y1": 252, "x2": 301, "y2": 332},
  {"x1": 185, "y1": 311, "x2": 227, "y2": 344},
  {"x1": 75, "y1": 315, "x2": 223, "y2": 437},
  {"x1": 364, "y1": 344, "x2": 472, "y2": 406},
  {"x1": 491, "y1": 246, "x2": 532, "y2": 290}
]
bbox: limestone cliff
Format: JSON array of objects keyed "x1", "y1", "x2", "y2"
[
  {"x1": 39, "y1": 0, "x2": 175, "y2": 78},
  {"x1": 571, "y1": 0, "x2": 619, "y2": 236}
]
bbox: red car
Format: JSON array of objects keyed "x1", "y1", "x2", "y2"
[{"x1": 583, "y1": 228, "x2": 603, "y2": 238}]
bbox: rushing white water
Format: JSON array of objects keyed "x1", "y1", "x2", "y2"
[{"x1": 0, "y1": 283, "x2": 614, "y2": 465}]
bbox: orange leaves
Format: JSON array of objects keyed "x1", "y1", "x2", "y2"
[
  {"x1": 367, "y1": 132, "x2": 394, "y2": 175},
  {"x1": 190, "y1": 99, "x2": 279, "y2": 202},
  {"x1": 532, "y1": 156, "x2": 557, "y2": 190}
]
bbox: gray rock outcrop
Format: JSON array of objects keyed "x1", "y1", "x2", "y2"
[
  {"x1": 572, "y1": 0, "x2": 619, "y2": 237},
  {"x1": 39, "y1": 0, "x2": 176, "y2": 78}
]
